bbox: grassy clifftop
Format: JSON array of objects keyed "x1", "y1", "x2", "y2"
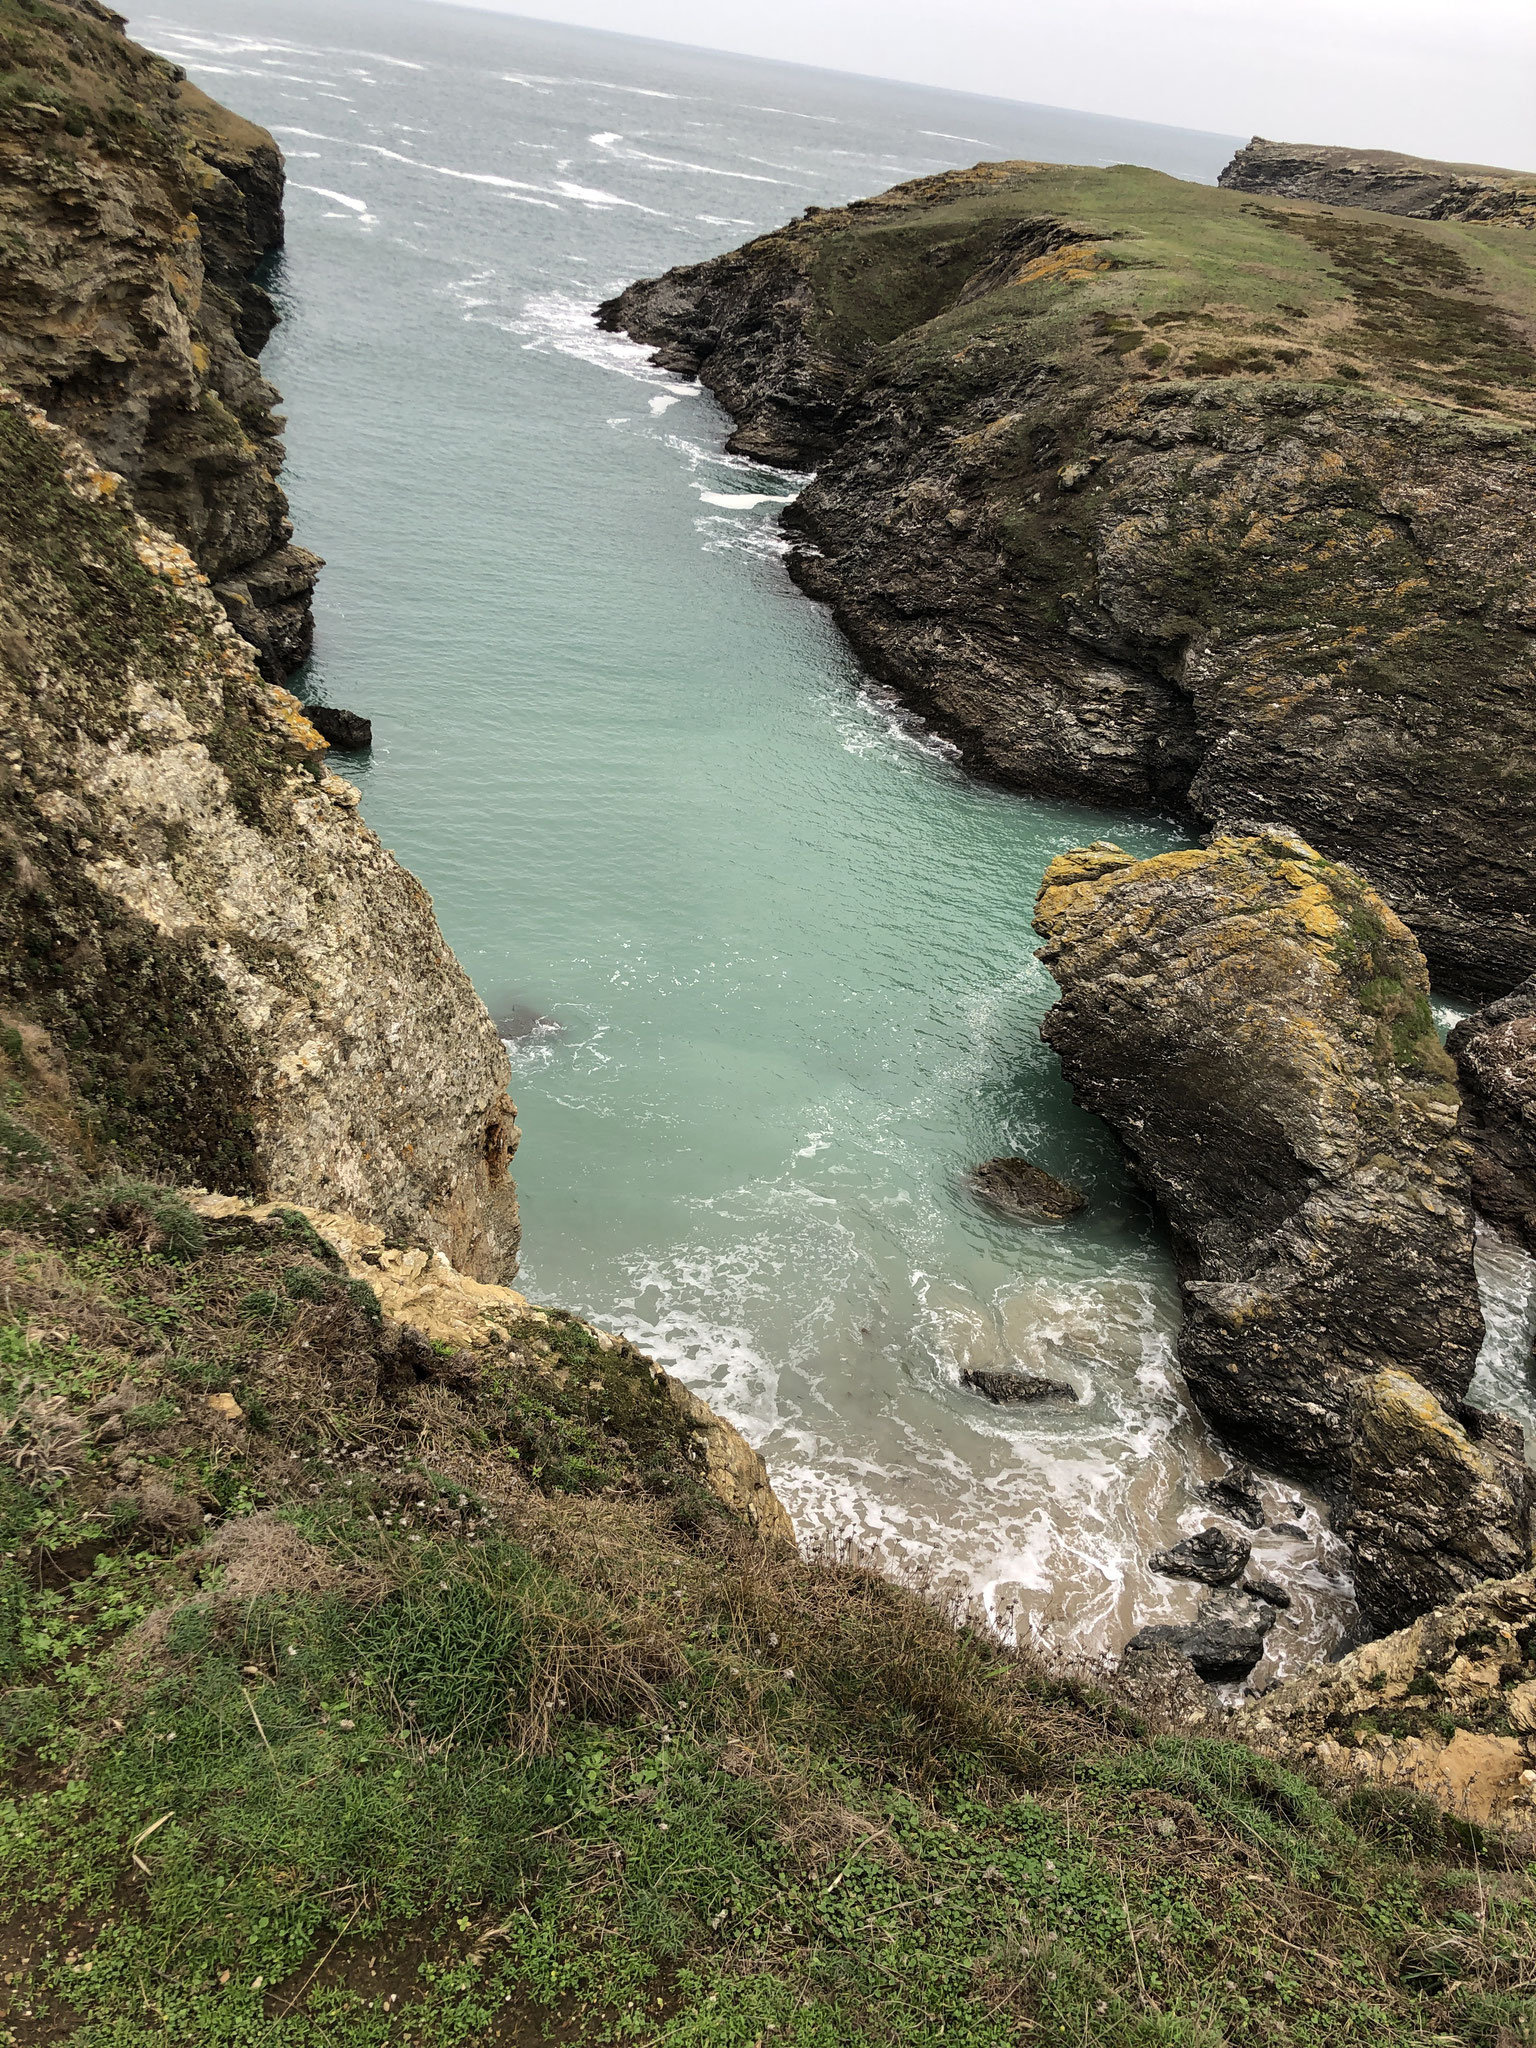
[{"x1": 4, "y1": 1040, "x2": 1536, "y2": 2047}]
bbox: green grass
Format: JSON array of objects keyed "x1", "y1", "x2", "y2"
[{"x1": 0, "y1": 1047, "x2": 1532, "y2": 2047}]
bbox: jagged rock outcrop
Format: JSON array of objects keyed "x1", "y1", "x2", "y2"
[
  {"x1": 0, "y1": 0, "x2": 317, "y2": 675},
  {"x1": 0, "y1": 393, "x2": 519, "y2": 1278},
  {"x1": 1032, "y1": 829, "x2": 1532, "y2": 1624},
  {"x1": 1234, "y1": 1569, "x2": 1536, "y2": 1854},
  {"x1": 1219, "y1": 137, "x2": 1536, "y2": 229},
  {"x1": 603, "y1": 162, "x2": 1536, "y2": 991},
  {"x1": 1448, "y1": 977, "x2": 1536, "y2": 1253}
]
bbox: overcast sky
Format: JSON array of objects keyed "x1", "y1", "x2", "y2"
[{"x1": 429, "y1": 0, "x2": 1535, "y2": 170}]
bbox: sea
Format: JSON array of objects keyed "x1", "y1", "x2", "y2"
[{"x1": 128, "y1": 0, "x2": 1536, "y2": 1678}]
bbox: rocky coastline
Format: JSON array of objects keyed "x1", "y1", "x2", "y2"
[{"x1": 6, "y1": 3, "x2": 1536, "y2": 2028}]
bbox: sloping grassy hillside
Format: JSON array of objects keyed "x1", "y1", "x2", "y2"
[
  {"x1": 2, "y1": 1031, "x2": 1536, "y2": 2047},
  {"x1": 761, "y1": 161, "x2": 1536, "y2": 424}
]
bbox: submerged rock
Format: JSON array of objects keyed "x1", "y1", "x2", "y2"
[
  {"x1": 1448, "y1": 977, "x2": 1536, "y2": 1254},
  {"x1": 1149, "y1": 1525, "x2": 1250, "y2": 1586},
  {"x1": 965, "y1": 1157, "x2": 1086, "y2": 1223},
  {"x1": 1243, "y1": 1574, "x2": 1292, "y2": 1610},
  {"x1": 307, "y1": 704, "x2": 373, "y2": 752},
  {"x1": 1034, "y1": 831, "x2": 1532, "y2": 1626},
  {"x1": 960, "y1": 1367, "x2": 1078, "y2": 1405}
]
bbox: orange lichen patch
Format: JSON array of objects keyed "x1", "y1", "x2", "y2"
[
  {"x1": 132, "y1": 530, "x2": 204, "y2": 587},
  {"x1": 1014, "y1": 244, "x2": 1112, "y2": 290},
  {"x1": 266, "y1": 684, "x2": 328, "y2": 754}
]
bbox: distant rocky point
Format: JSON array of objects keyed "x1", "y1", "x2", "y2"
[{"x1": 1219, "y1": 136, "x2": 1536, "y2": 229}]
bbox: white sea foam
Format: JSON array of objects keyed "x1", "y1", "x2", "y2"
[
  {"x1": 649, "y1": 393, "x2": 686, "y2": 415},
  {"x1": 695, "y1": 488, "x2": 797, "y2": 510},
  {"x1": 505, "y1": 290, "x2": 700, "y2": 387},
  {"x1": 920, "y1": 129, "x2": 999, "y2": 147},
  {"x1": 696, "y1": 214, "x2": 757, "y2": 228},
  {"x1": 694, "y1": 516, "x2": 793, "y2": 558},
  {"x1": 291, "y1": 183, "x2": 377, "y2": 228},
  {"x1": 588, "y1": 132, "x2": 784, "y2": 183}
]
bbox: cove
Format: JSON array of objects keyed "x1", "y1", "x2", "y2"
[{"x1": 133, "y1": 0, "x2": 1384, "y2": 1672}]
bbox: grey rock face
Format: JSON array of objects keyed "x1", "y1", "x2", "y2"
[
  {"x1": 601, "y1": 165, "x2": 1536, "y2": 990},
  {"x1": 0, "y1": 399, "x2": 520, "y2": 1281},
  {"x1": 0, "y1": 11, "x2": 319, "y2": 674},
  {"x1": 1448, "y1": 977, "x2": 1536, "y2": 1255},
  {"x1": 1033, "y1": 832, "x2": 1532, "y2": 1626}
]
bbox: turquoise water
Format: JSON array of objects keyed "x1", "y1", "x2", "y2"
[{"x1": 129, "y1": 0, "x2": 1383, "y2": 1668}]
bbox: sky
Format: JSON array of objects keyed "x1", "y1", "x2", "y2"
[{"x1": 426, "y1": 0, "x2": 1536, "y2": 170}]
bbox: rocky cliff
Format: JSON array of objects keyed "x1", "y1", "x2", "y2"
[
  {"x1": 0, "y1": 0, "x2": 318, "y2": 676},
  {"x1": 602, "y1": 161, "x2": 1536, "y2": 992},
  {"x1": 0, "y1": 391, "x2": 520, "y2": 1278},
  {"x1": 1219, "y1": 137, "x2": 1536, "y2": 230},
  {"x1": 1449, "y1": 977, "x2": 1536, "y2": 1256},
  {"x1": 1033, "y1": 830, "x2": 1532, "y2": 1625}
]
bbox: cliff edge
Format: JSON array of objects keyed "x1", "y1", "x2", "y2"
[{"x1": 1219, "y1": 137, "x2": 1536, "y2": 230}]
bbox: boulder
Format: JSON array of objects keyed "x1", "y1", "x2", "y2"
[
  {"x1": 960, "y1": 1367, "x2": 1078, "y2": 1404},
  {"x1": 1149, "y1": 1525, "x2": 1250, "y2": 1586},
  {"x1": 1126, "y1": 1592, "x2": 1277, "y2": 1682},
  {"x1": 1034, "y1": 831, "x2": 1532, "y2": 1625},
  {"x1": 306, "y1": 704, "x2": 373, "y2": 752},
  {"x1": 965, "y1": 1157, "x2": 1086, "y2": 1223},
  {"x1": 1448, "y1": 977, "x2": 1536, "y2": 1254}
]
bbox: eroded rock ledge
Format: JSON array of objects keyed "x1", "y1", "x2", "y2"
[
  {"x1": 183, "y1": 1189, "x2": 796, "y2": 1547},
  {"x1": 0, "y1": 0, "x2": 318, "y2": 674},
  {"x1": 1033, "y1": 830, "x2": 1533, "y2": 1625},
  {"x1": 603, "y1": 161, "x2": 1536, "y2": 990}
]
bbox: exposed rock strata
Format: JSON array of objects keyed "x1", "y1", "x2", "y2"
[
  {"x1": 603, "y1": 162, "x2": 1536, "y2": 989},
  {"x1": 1448, "y1": 977, "x2": 1536, "y2": 1254},
  {"x1": 1032, "y1": 830, "x2": 1532, "y2": 1624},
  {"x1": 1234, "y1": 1569, "x2": 1536, "y2": 1855},
  {"x1": 0, "y1": 0, "x2": 318, "y2": 674},
  {"x1": 1219, "y1": 137, "x2": 1536, "y2": 229},
  {"x1": 184, "y1": 1189, "x2": 796, "y2": 1546},
  {"x1": 0, "y1": 393, "x2": 519, "y2": 1278}
]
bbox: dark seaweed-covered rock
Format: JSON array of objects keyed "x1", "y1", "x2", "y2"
[
  {"x1": 960, "y1": 1367, "x2": 1078, "y2": 1405},
  {"x1": 1243, "y1": 1574, "x2": 1292, "y2": 1610},
  {"x1": 965, "y1": 1157, "x2": 1086, "y2": 1223},
  {"x1": 1034, "y1": 832, "x2": 1533, "y2": 1626},
  {"x1": 1185, "y1": 1597, "x2": 1276, "y2": 1682},
  {"x1": 307, "y1": 705, "x2": 374, "y2": 753},
  {"x1": 1149, "y1": 1526, "x2": 1250, "y2": 1586},
  {"x1": 1448, "y1": 977, "x2": 1536, "y2": 1254},
  {"x1": 1203, "y1": 1464, "x2": 1265, "y2": 1528}
]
